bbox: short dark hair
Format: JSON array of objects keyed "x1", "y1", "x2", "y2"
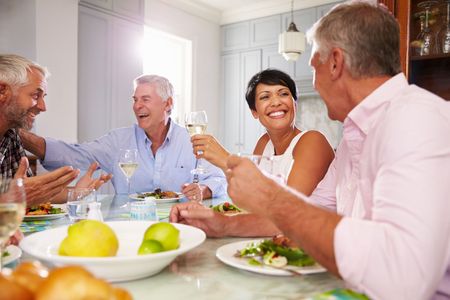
[{"x1": 245, "y1": 69, "x2": 297, "y2": 111}]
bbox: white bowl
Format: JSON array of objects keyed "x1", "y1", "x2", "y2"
[{"x1": 20, "y1": 221, "x2": 206, "y2": 282}]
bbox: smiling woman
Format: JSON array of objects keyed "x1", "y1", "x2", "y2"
[{"x1": 142, "y1": 27, "x2": 193, "y2": 125}]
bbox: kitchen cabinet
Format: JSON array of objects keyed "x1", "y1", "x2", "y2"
[
  {"x1": 221, "y1": 22, "x2": 250, "y2": 52},
  {"x1": 80, "y1": 0, "x2": 144, "y2": 21},
  {"x1": 380, "y1": 0, "x2": 450, "y2": 100},
  {"x1": 78, "y1": 3, "x2": 143, "y2": 142},
  {"x1": 220, "y1": 2, "x2": 342, "y2": 153}
]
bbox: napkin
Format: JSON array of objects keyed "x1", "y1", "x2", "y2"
[
  {"x1": 307, "y1": 289, "x2": 369, "y2": 300},
  {"x1": 20, "y1": 220, "x2": 53, "y2": 233}
]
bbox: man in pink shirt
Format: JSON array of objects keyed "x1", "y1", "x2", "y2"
[
  {"x1": 224, "y1": 2, "x2": 450, "y2": 299},
  {"x1": 171, "y1": 2, "x2": 450, "y2": 299}
]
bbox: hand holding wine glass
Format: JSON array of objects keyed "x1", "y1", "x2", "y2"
[
  {"x1": 185, "y1": 111, "x2": 208, "y2": 181},
  {"x1": 118, "y1": 149, "x2": 139, "y2": 195},
  {"x1": 0, "y1": 178, "x2": 26, "y2": 271}
]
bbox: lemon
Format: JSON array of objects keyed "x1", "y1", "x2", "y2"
[{"x1": 58, "y1": 220, "x2": 118, "y2": 257}]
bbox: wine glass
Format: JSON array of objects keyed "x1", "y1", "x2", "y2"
[
  {"x1": 185, "y1": 111, "x2": 208, "y2": 182},
  {"x1": 118, "y1": 149, "x2": 139, "y2": 195},
  {"x1": 417, "y1": 0, "x2": 439, "y2": 56},
  {"x1": 438, "y1": 0, "x2": 450, "y2": 54},
  {"x1": 0, "y1": 178, "x2": 26, "y2": 271}
]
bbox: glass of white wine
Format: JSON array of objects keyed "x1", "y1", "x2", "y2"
[
  {"x1": 185, "y1": 111, "x2": 208, "y2": 181},
  {"x1": 0, "y1": 178, "x2": 26, "y2": 271},
  {"x1": 118, "y1": 149, "x2": 139, "y2": 195}
]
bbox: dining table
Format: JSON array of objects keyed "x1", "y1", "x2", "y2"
[{"x1": 17, "y1": 194, "x2": 345, "y2": 300}]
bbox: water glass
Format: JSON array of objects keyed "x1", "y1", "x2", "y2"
[
  {"x1": 238, "y1": 154, "x2": 273, "y2": 174},
  {"x1": 66, "y1": 187, "x2": 96, "y2": 222}
]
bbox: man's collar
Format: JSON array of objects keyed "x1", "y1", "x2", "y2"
[
  {"x1": 345, "y1": 73, "x2": 408, "y2": 135},
  {"x1": 141, "y1": 118, "x2": 174, "y2": 145}
]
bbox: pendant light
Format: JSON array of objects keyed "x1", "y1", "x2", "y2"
[{"x1": 278, "y1": 0, "x2": 305, "y2": 61}]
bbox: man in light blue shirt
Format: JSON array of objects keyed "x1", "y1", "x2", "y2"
[{"x1": 21, "y1": 75, "x2": 226, "y2": 199}]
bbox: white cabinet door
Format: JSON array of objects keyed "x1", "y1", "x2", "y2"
[
  {"x1": 78, "y1": 6, "x2": 112, "y2": 142},
  {"x1": 110, "y1": 17, "x2": 143, "y2": 130},
  {"x1": 221, "y1": 22, "x2": 250, "y2": 52},
  {"x1": 221, "y1": 53, "x2": 241, "y2": 154},
  {"x1": 262, "y1": 45, "x2": 295, "y2": 75},
  {"x1": 241, "y1": 50, "x2": 263, "y2": 154},
  {"x1": 78, "y1": 6, "x2": 143, "y2": 142},
  {"x1": 221, "y1": 50, "x2": 262, "y2": 154},
  {"x1": 250, "y1": 15, "x2": 281, "y2": 48}
]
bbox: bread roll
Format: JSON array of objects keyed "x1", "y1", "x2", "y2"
[
  {"x1": 10, "y1": 260, "x2": 49, "y2": 293},
  {"x1": 35, "y1": 265, "x2": 133, "y2": 300},
  {"x1": 0, "y1": 274, "x2": 34, "y2": 300}
]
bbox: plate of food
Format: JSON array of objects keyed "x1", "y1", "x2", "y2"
[
  {"x1": 216, "y1": 236, "x2": 326, "y2": 276},
  {"x1": 129, "y1": 189, "x2": 183, "y2": 203},
  {"x1": 2, "y1": 245, "x2": 22, "y2": 266},
  {"x1": 210, "y1": 202, "x2": 243, "y2": 215},
  {"x1": 24, "y1": 203, "x2": 67, "y2": 221}
]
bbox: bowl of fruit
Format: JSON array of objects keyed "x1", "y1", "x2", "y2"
[{"x1": 20, "y1": 220, "x2": 206, "y2": 282}]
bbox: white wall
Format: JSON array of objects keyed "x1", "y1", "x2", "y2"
[
  {"x1": 0, "y1": 0, "x2": 36, "y2": 59},
  {"x1": 0, "y1": 0, "x2": 78, "y2": 142},
  {"x1": 35, "y1": 0, "x2": 78, "y2": 142},
  {"x1": 144, "y1": 0, "x2": 221, "y2": 136}
]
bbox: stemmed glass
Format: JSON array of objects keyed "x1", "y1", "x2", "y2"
[
  {"x1": 416, "y1": 0, "x2": 439, "y2": 56},
  {"x1": 0, "y1": 178, "x2": 26, "y2": 271},
  {"x1": 185, "y1": 111, "x2": 208, "y2": 182},
  {"x1": 438, "y1": 0, "x2": 450, "y2": 54},
  {"x1": 118, "y1": 149, "x2": 139, "y2": 195}
]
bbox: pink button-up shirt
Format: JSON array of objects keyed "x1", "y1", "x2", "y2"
[{"x1": 310, "y1": 74, "x2": 450, "y2": 299}]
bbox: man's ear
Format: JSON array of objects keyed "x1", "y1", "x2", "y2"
[
  {"x1": 0, "y1": 83, "x2": 12, "y2": 103},
  {"x1": 165, "y1": 97, "x2": 173, "y2": 111},
  {"x1": 251, "y1": 109, "x2": 259, "y2": 119},
  {"x1": 329, "y1": 48, "x2": 345, "y2": 80}
]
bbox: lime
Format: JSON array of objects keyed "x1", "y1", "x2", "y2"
[
  {"x1": 138, "y1": 240, "x2": 164, "y2": 255},
  {"x1": 143, "y1": 223, "x2": 180, "y2": 251}
]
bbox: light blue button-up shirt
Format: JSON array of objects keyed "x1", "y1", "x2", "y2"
[{"x1": 42, "y1": 120, "x2": 227, "y2": 196}]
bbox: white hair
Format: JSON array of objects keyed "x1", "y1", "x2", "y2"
[{"x1": 0, "y1": 54, "x2": 50, "y2": 90}]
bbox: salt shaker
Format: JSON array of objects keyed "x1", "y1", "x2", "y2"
[{"x1": 87, "y1": 201, "x2": 103, "y2": 221}]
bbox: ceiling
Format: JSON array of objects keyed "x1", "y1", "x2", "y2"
[{"x1": 160, "y1": 0, "x2": 341, "y2": 24}]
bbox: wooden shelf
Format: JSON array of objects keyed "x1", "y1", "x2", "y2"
[{"x1": 410, "y1": 53, "x2": 450, "y2": 61}]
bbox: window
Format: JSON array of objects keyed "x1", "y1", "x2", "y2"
[{"x1": 142, "y1": 27, "x2": 192, "y2": 124}]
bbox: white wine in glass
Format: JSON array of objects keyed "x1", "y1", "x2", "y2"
[
  {"x1": 185, "y1": 111, "x2": 208, "y2": 177},
  {"x1": 118, "y1": 149, "x2": 139, "y2": 195},
  {"x1": 186, "y1": 124, "x2": 207, "y2": 136},
  {"x1": 0, "y1": 178, "x2": 26, "y2": 271}
]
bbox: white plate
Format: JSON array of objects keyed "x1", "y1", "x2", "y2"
[
  {"x1": 216, "y1": 239, "x2": 326, "y2": 276},
  {"x1": 20, "y1": 221, "x2": 206, "y2": 282},
  {"x1": 129, "y1": 192, "x2": 183, "y2": 203},
  {"x1": 24, "y1": 204, "x2": 67, "y2": 221},
  {"x1": 3, "y1": 245, "x2": 22, "y2": 266}
]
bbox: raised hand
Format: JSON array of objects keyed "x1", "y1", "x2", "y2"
[
  {"x1": 14, "y1": 157, "x2": 79, "y2": 206},
  {"x1": 74, "y1": 162, "x2": 113, "y2": 191},
  {"x1": 191, "y1": 134, "x2": 229, "y2": 171}
]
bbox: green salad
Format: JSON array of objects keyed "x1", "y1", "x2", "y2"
[
  {"x1": 210, "y1": 202, "x2": 241, "y2": 213},
  {"x1": 236, "y1": 238, "x2": 316, "y2": 268}
]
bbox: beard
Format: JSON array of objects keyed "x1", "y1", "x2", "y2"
[{"x1": 4, "y1": 95, "x2": 34, "y2": 130}]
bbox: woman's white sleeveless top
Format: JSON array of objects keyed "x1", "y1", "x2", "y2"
[{"x1": 259, "y1": 131, "x2": 307, "y2": 179}]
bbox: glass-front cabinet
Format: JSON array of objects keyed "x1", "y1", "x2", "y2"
[{"x1": 380, "y1": 0, "x2": 450, "y2": 100}]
